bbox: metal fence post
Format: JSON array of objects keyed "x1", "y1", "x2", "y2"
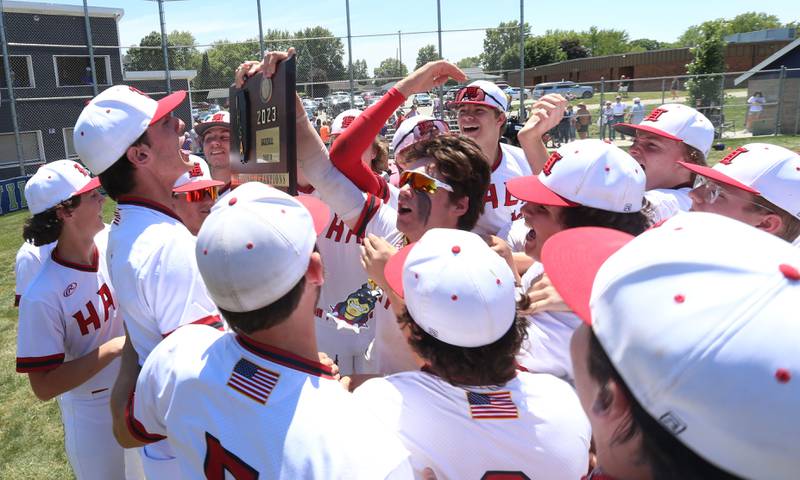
[
  {"x1": 775, "y1": 65, "x2": 786, "y2": 136},
  {"x1": 156, "y1": 0, "x2": 171, "y2": 94},
  {"x1": 599, "y1": 77, "x2": 605, "y2": 139},
  {"x1": 345, "y1": 0, "x2": 354, "y2": 103},
  {"x1": 517, "y1": 0, "x2": 526, "y2": 121},
  {"x1": 82, "y1": 0, "x2": 98, "y2": 96},
  {"x1": 0, "y1": 0, "x2": 26, "y2": 176},
  {"x1": 436, "y1": 0, "x2": 444, "y2": 118},
  {"x1": 661, "y1": 78, "x2": 665, "y2": 105},
  {"x1": 256, "y1": 0, "x2": 265, "y2": 58},
  {"x1": 719, "y1": 73, "x2": 725, "y2": 137}
]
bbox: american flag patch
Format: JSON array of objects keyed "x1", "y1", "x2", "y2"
[
  {"x1": 466, "y1": 391, "x2": 518, "y2": 419},
  {"x1": 227, "y1": 358, "x2": 280, "y2": 404}
]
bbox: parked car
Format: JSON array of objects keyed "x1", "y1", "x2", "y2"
[
  {"x1": 313, "y1": 97, "x2": 326, "y2": 109},
  {"x1": 353, "y1": 95, "x2": 365, "y2": 109},
  {"x1": 532, "y1": 81, "x2": 594, "y2": 99},
  {"x1": 505, "y1": 87, "x2": 532, "y2": 101},
  {"x1": 414, "y1": 92, "x2": 432, "y2": 106},
  {"x1": 302, "y1": 98, "x2": 317, "y2": 116}
]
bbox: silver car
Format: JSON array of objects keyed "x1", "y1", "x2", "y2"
[{"x1": 532, "y1": 81, "x2": 594, "y2": 99}]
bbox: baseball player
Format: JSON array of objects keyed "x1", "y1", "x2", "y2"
[
  {"x1": 353, "y1": 228, "x2": 591, "y2": 479},
  {"x1": 113, "y1": 183, "x2": 413, "y2": 478},
  {"x1": 681, "y1": 143, "x2": 800, "y2": 244},
  {"x1": 542, "y1": 212, "x2": 800, "y2": 479},
  {"x1": 16, "y1": 160, "x2": 141, "y2": 479},
  {"x1": 194, "y1": 111, "x2": 232, "y2": 194},
  {"x1": 73, "y1": 85, "x2": 223, "y2": 478},
  {"x1": 171, "y1": 155, "x2": 225, "y2": 235}
]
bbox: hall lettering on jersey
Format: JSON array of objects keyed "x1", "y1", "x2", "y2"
[
  {"x1": 72, "y1": 283, "x2": 115, "y2": 336},
  {"x1": 484, "y1": 183, "x2": 519, "y2": 210},
  {"x1": 324, "y1": 215, "x2": 363, "y2": 245}
]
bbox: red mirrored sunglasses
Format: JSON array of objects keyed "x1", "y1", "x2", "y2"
[{"x1": 174, "y1": 186, "x2": 219, "y2": 203}]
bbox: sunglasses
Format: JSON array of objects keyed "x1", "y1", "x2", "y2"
[
  {"x1": 394, "y1": 119, "x2": 449, "y2": 153},
  {"x1": 454, "y1": 86, "x2": 504, "y2": 108},
  {"x1": 173, "y1": 186, "x2": 219, "y2": 203},
  {"x1": 399, "y1": 170, "x2": 454, "y2": 194},
  {"x1": 692, "y1": 176, "x2": 773, "y2": 212}
]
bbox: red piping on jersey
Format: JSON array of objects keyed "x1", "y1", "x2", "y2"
[
  {"x1": 491, "y1": 145, "x2": 503, "y2": 172},
  {"x1": 14, "y1": 294, "x2": 21, "y2": 307},
  {"x1": 329, "y1": 88, "x2": 403, "y2": 203},
  {"x1": 16, "y1": 352, "x2": 65, "y2": 372},
  {"x1": 235, "y1": 335, "x2": 335, "y2": 379},
  {"x1": 51, "y1": 244, "x2": 99, "y2": 273},
  {"x1": 117, "y1": 195, "x2": 182, "y2": 222},
  {"x1": 353, "y1": 193, "x2": 381, "y2": 238},
  {"x1": 161, "y1": 314, "x2": 225, "y2": 338},
  {"x1": 296, "y1": 183, "x2": 315, "y2": 195},
  {"x1": 125, "y1": 391, "x2": 167, "y2": 444}
]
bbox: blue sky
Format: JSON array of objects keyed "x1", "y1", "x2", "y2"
[{"x1": 55, "y1": 0, "x2": 799, "y2": 72}]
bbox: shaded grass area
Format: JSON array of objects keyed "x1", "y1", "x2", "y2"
[{"x1": 0, "y1": 200, "x2": 117, "y2": 479}]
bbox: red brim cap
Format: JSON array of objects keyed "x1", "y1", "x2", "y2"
[
  {"x1": 296, "y1": 196, "x2": 331, "y2": 235},
  {"x1": 506, "y1": 175, "x2": 580, "y2": 207},
  {"x1": 73, "y1": 176, "x2": 101, "y2": 196},
  {"x1": 172, "y1": 179, "x2": 226, "y2": 194},
  {"x1": 614, "y1": 122, "x2": 683, "y2": 143},
  {"x1": 383, "y1": 241, "x2": 419, "y2": 299},
  {"x1": 150, "y1": 90, "x2": 187, "y2": 125},
  {"x1": 677, "y1": 161, "x2": 760, "y2": 194},
  {"x1": 541, "y1": 227, "x2": 633, "y2": 324}
]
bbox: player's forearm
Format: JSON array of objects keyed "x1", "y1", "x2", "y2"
[
  {"x1": 519, "y1": 134, "x2": 550, "y2": 174},
  {"x1": 329, "y1": 89, "x2": 405, "y2": 197},
  {"x1": 110, "y1": 336, "x2": 142, "y2": 447},
  {"x1": 27, "y1": 336, "x2": 124, "y2": 401}
]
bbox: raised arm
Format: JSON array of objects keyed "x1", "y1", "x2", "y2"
[{"x1": 517, "y1": 94, "x2": 567, "y2": 174}]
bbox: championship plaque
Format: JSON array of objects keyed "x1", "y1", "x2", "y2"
[{"x1": 229, "y1": 56, "x2": 297, "y2": 194}]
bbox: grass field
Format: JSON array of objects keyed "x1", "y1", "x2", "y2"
[
  {"x1": 1, "y1": 136, "x2": 798, "y2": 476},
  {"x1": 0, "y1": 201, "x2": 117, "y2": 480}
]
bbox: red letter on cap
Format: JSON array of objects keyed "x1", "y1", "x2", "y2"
[
  {"x1": 542, "y1": 152, "x2": 563, "y2": 176},
  {"x1": 644, "y1": 108, "x2": 668, "y2": 122},
  {"x1": 720, "y1": 146, "x2": 749, "y2": 165}
]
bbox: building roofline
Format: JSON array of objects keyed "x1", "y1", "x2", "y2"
[
  {"x1": 734, "y1": 37, "x2": 800, "y2": 85},
  {"x1": 1, "y1": 1, "x2": 124, "y2": 20},
  {"x1": 123, "y1": 70, "x2": 197, "y2": 81}
]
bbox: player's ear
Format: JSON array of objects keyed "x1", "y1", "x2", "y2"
[
  {"x1": 126, "y1": 143, "x2": 150, "y2": 166},
  {"x1": 305, "y1": 250, "x2": 324, "y2": 287},
  {"x1": 592, "y1": 380, "x2": 630, "y2": 421},
  {"x1": 755, "y1": 212, "x2": 783, "y2": 235}
]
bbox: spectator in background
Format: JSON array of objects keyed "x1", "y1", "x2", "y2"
[
  {"x1": 599, "y1": 101, "x2": 613, "y2": 140},
  {"x1": 610, "y1": 96, "x2": 627, "y2": 140},
  {"x1": 628, "y1": 97, "x2": 645, "y2": 125},
  {"x1": 575, "y1": 103, "x2": 591, "y2": 140},
  {"x1": 393, "y1": 108, "x2": 406, "y2": 130},
  {"x1": 406, "y1": 104, "x2": 419, "y2": 119},
  {"x1": 557, "y1": 105, "x2": 573, "y2": 144},
  {"x1": 567, "y1": 105, "x2": 576, "y2": 142},
  {"x1": 746, "y1": 91, "x2": 766, "y2": 132},
  {"x1": 319, "y1": 120, "x2": 331, "y2": 146},
  {"x1": 670, "y1": 77, "x2": 680, "y2": 100}
]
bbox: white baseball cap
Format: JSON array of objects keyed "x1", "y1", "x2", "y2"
[
  {"x1": 195, "y1": 111, "x2": 230, "y2": 137},
  {"x1": 390, "y1": 115, "x2": 449, "y2": 155},
  {"x1": 25, "y1": 160, "x2": 101, "y2": 214},
  {"x1": 541, "y1": 212, "x2": 800, "y2": 479},
  {"x1": 173, "y1": 155, "x2": 225, "y2": 193},
  {"x1": 615, "y1": 103, "x2": 714, "y2": 156},
  {"x1": 449, "y1": 80, "x2": 508, "y2": 112},
  {"x1": 196, "y1": 182, "x2": 330, "y2": 313},
  {"x1": 73, "y1": 85, "x2": 187, "y2": 174},
  {"x1": 330, "y1": 108, "x2": 362, "y2": 137},
  {"x1": 384, "y1": 228, "x2": 516, "y2": 348},
  {"x1": 506, "y1": 139, "x2": 645, "y2": 213},
  {"x1": 679, "y1": 143, "x2": 800, "y2": 219}
]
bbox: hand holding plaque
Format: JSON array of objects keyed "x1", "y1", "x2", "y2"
[{"x1": 229, "y1": 53, "x2": 297, "y2": 194}]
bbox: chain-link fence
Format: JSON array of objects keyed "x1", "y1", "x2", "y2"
[{"x1": 1, "y1": 0, "x2": 798, "y2": 182}]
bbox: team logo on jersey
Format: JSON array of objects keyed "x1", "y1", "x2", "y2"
[
  {"x1": 326, "y1": 280, "x2": 382, "y2": 332},
  {"x1": 542, "y1": 152, "x2": 563, "y2": 176},
  {"x1": 644, "y1": 107, "x2": 668, "y2": 122},
  {"x1": 63, "y1": 282, "x2": 78, "y2": 297},
  {"x1": 720, "y1": 146, "x2": 748, "y2": 165}
]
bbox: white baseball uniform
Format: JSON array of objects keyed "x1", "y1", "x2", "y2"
[
  {"x1": 16, "y1": 228, "x2": 140, "y2": 480},
  {"x1": 473, "y1": 143, "x2": 532, "y2": 239},
  {"x1": 354, "y1": 369, "x2": 591, "y2": 480},
  {"x1": 106, "y1": 197, "x2": 223, "y2": 478},
  {"x1": 127, "y1": 325, "x2": 412, "y2": 479},
  {"x1": 14, "y1": 240, "x2": 56, "y2": 306},
  {"x1": 515, "y1": 262, "x2": 582, "y2": 383},
  {"x1": 645, "y1": 187, "x2": 692, "y2": 224}
]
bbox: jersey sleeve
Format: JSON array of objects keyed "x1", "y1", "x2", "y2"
[
  {"x1": 16, "y1": 296, "x2": 66, "y2": 372},
  {"x1": 351, "y1": 377, "x2": 404, "y2": 430},
  {"x1": 126, "y1": 335, "x2": 177, "y2": 443},
  {"x1": 143, "y1": 236, "x2": 223, "y2": 337},
  {"x1": 14, "y1": 245, "x2": 44, "y2": 306}
]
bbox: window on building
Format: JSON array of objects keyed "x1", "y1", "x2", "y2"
[
  {"x1": 0, "y1": 131, "x2": 45, "y2": 166},
  {"x1": 63, "y1": 127, "x2": 78, "y2": 159},
  {"x1": 54, "y1": 55, "x2": 110, "y2": 87},
  {"x1": 0, "y1": 55, "x2": 34, "y2": 88}
]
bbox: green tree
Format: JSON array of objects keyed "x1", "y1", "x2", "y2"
[
  {"x1": 127, "y1": 30, "x2": 200, "y2": 71},
  {"x1": 204, "y1": 39, "x2": 261, "y2": 88},
  {"x1": 373, "y1": 58, "x2": 407, "y2": 80},
  {"x1": 481, "y1": 20, "x2": 531, "y2": 71},
  {"x1": 559, "y1": 38, "x2": 589, "y2": 59},
  {"x1": 456, "y1": 56, "x2": 481, "y2": 68},
  {"x1": 685, "y1": 21, "x2": 726, "y2": 114},
  {"x1": 289, "y1": 27, "x2": 347, "y2": 83},
  {"x1": 678, "y1": 12, "x2": 781, "y2": 47},
  {"x1": 194, "y1": 52, "x2": 212, "y2": 90},
  {"x1": 628, "y1": 38, "x2": 665, "y2": 52},
  {"x1": 580, "y1": 27, "x2": 630, "y2": 56},
  {"x1": 521, "y1": 36, "x2": 566, "y2": 67},
  {"x1": 415, "y1": 44, "x2": 440, "y2": 70},
  {"x1": 352, "y1": 59, "x2": 369, "y2": 80}
]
